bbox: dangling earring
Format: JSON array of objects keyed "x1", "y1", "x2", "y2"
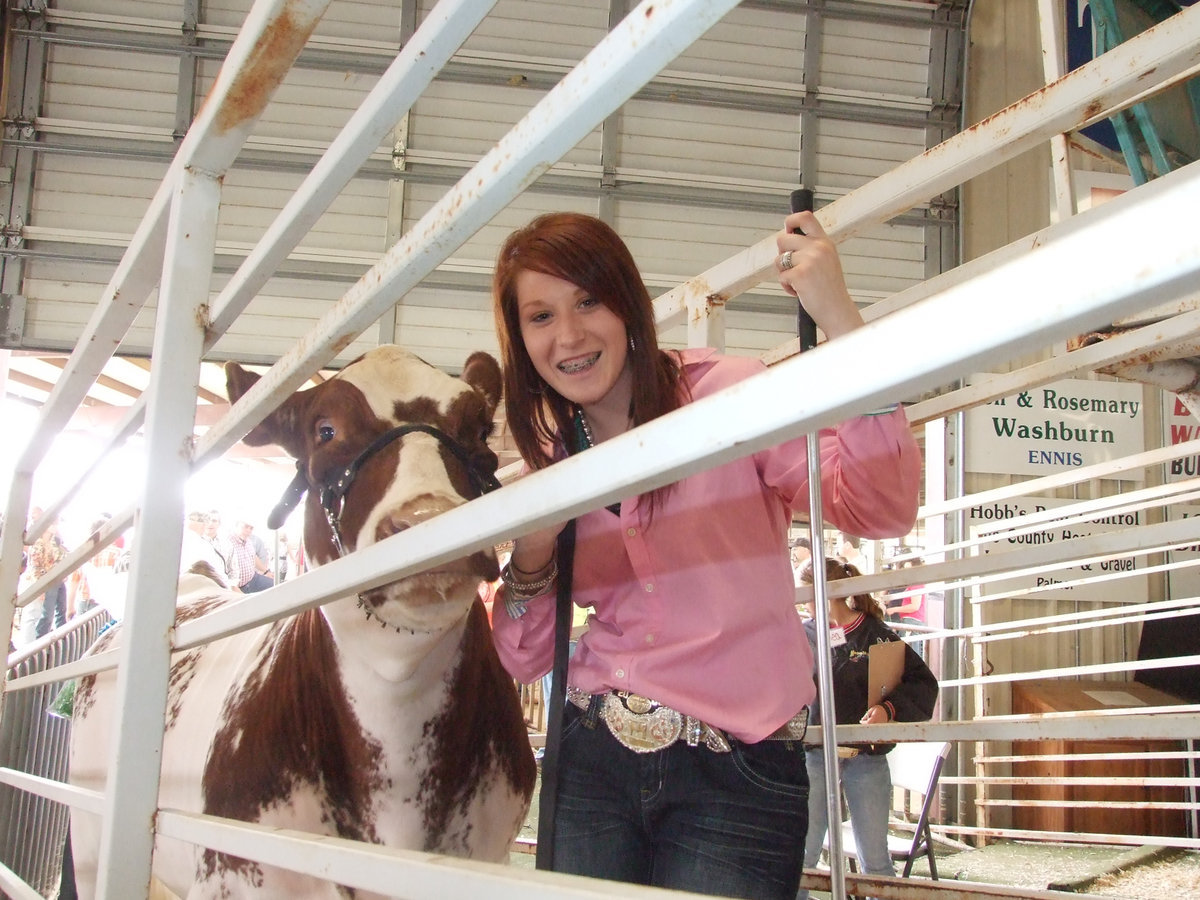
[{"x1": 628, "y1": 335, "x2": 636, "y2": 352}]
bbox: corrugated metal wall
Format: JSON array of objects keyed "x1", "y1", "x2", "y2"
[{"x1": 1, "y1": 0, "x2": 956, "y2": 370}]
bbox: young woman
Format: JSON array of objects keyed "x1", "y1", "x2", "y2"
[
  {"x1": 798, "y1": 557, "x2": 938, "y2": 899},
  {"x1": 489, "y1": 211, "x2": 921, "y2": 899}
]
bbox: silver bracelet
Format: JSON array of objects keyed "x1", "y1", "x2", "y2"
[{"x1": 500, "y1": 559, "x2": 558, "y2": 602}]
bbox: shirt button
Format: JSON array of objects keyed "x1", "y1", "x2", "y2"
[
  {"x1": 645, "y1": 634, "x2": 654, "y2": 644},
  {"x1": 615, "y1": 668, "x2": 625, "y2": 678},
  {"x1": 645, "y1": 583, "x2": 654, "y2": 592},
  {"x1": 627, "y1": 527, "x2": 637, "y2": 537}
]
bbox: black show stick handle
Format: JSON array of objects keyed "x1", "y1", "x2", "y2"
[{"x1": 789, "y1": 188, "x2": 816, "y2": 351}]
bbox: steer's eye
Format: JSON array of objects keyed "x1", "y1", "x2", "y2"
[{"x1": 316, "y1": 421, "x2": 336, "y2": 444}]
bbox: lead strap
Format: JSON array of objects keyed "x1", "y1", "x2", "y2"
[{"x1": 534, "y1": 518, "x2": 576, "y2": 870}]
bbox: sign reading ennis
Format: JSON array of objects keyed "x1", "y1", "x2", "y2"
[{"x1": 965, "y1": 376, "x2": 1146, "y2": 481}]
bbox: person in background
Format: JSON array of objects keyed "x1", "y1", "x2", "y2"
[
  {"x1": 287, "y1": 533, "x2": 307, "y2": 580},
  {"x1": 202, "y1": 510, "x2": 231, "y2": 579},
  {"x1": 68, "y1": 516, "x2": 120, "y2": 616},
  {"x1": 248, "y1": 523, "x2": 273, "y2": 582},
  {"x1": 798, "y1": 557, "x2": 938, "y2": 900},
  {"x1": 488, "y1": 211, "x2": 921, "y2": 899},
  {"x1": 792, "y1": 536, "x2": 813, "y2": 588},
  {"x1": 886, "y1": 557, "x2": 928, "y2": 659},
  {"x1": 29, "y1": 510, "x2": 69, "y2": 638},
  {"x1": 274, "y1": 532, "x2": 290, "y2": 583},
  {"x1": 227, "y1": 519, "x2": 273, "y2": 593},
  {"x1": 181, "y1": 510, "x2": 231, "y2": 588},
  {"x1": 839, "y1": 532, "x2": 871, "y2": 574}
]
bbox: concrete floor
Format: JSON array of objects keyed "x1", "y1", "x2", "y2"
[{"x1": 513, "y1": 760, "x2": 1197, "y2": 896}]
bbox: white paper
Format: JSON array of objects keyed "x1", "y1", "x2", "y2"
[{"x1": 1082, "y1": 690, "x2": 1146, "y2": 707}]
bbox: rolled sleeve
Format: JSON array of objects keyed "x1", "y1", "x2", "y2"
[
  {"x1": 490, "y1": 586, "x2": 557, "y2": 684},
  {"x1": 761, "y1": 405, "x2": 921, "y2": 539},
  {"x1": 819, "y1": 406, "x2": 922, "y2": 538}
]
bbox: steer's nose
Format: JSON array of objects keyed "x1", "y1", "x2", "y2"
[{"x1": 373, "y1": 494, "x2": 459, "y2": 543}]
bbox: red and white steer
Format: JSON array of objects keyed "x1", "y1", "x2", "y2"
[{"x1": 69, "y1": 346, "x2": 535, "y2": 898}]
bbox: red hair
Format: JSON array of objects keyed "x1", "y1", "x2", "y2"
[{"x1": 493, "y1": 212, "x2": 686, "y2": 475}]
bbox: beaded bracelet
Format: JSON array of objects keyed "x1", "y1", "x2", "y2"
[
  {"x1": 500, "y1": 561, "x2": 558, "y2": 620},
  {"x1": 500, "y1": 558, "x2": 558, "y2": 603}
]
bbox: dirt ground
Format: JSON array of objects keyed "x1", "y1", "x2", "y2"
[{"x1": 1085, "y1": 850, "x2": 1200, "y2": 898}]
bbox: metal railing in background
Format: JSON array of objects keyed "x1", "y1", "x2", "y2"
[
  {"x1": 0, "y1": 606, "x2": 110, "y2": 896},
  {"x1": 0, "y1": 0, "x2": 1199, "y2": 897}
]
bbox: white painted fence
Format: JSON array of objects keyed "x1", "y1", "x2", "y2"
[{"x1": 2, "y1": 0, "x2": 1200, "y2": 898}]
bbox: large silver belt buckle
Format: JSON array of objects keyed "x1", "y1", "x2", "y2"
[{"x1": 601, "y1": 693, "x2": 682, "y2": 753}]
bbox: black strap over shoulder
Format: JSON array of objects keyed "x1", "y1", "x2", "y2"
[{"x1": 534, "y1": 518, "x2": 576, "y2": 871}]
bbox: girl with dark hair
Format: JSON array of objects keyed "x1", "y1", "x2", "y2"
[
  {"x1": 490, "y1": 210, "x2": 921, "y2": 899},
  {"x1": 798, "y1": 557, "x2": 938, "y2": 899}
]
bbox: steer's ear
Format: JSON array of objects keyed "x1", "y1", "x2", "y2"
[
  {"x1": 460, "y1": 351, "x2": 502, "y2": 417},
  {"x1": 225, "y1": 361, "x2": 307, "y2": 457}
]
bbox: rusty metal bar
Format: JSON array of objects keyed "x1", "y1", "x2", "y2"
[
  {"x1": 206, "y1": 0, "x2": 498, "y2": 339},
  {"x1": 939, "y1": 824, "x2": 1200, "y2": 851},
  {"x1": 91, "y1": 162, "x2": 224, "y2": 899},
  {"x1": 0, "y1": 0, "x2": 331, "y2": 732},
  {"x1": 976, "y1": 799, "x2": 1195, "y2": 809},
  {"x1": 952, "y1": 775, "x2": 1197, "y2": 788},
  {"x1": 982, "y1": 750, "x2": 1199, "y2": 763},
  {"x1": 193, "y1": 0, "x2": 749, "y2": 468},
  {"x1": 651, "y1": 2, "x2": 1200, "y2": 328}
]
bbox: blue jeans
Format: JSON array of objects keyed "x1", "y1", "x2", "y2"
[
  {"x1": 35, "y1": 583, "x2": 67, "y2": 638},
  {"x1": 799, "y1": 749, "x2": 894, "y2": 899},
  {"x1": 238, "y1": 572, "x2": 274, "y2": 593},
  {"x1": 550, "y1": 703, "x2": 809, "y2": 900}
]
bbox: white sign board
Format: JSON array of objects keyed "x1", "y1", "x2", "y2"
[
  {"x1": 967, "y1": 496, "x2": 1148, "y2": 603},
  {"x1": 1161, "y1": 392, "x2": 1200, "y2": 482},
  {"x1": 1164, "y1": 505, "x2": 1200, "y2": 603},
  {"x1": 1161, "y1": 393, "x2": 1200, "y2": 600},
  {"x1": 965, "y1": 376, "x2": 1145, "y2": 480}
]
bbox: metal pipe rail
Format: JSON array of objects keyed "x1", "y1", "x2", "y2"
[
  {"x1": 929, "y1": 596, "x2": 1200, "y2": 646},
  {"x1": 796, "y1": 515, "x2": 1200, "y2": 606},
  {"x1": 10, "y1": 0, "x2": 500, "y2": 556},
  {"x1": 2, "y1": 2, "x2": 1200, "y2": 899},
  {"x1": 921, "y1": 438, "x2": 1200, "y2": 519},
  {"x1": 145, "y1": 149, "x2": 1200, "y2": 892},
  {"x1": 650, "y1": 2, "x2": 1200, "y2": 330},
  {"x1": 192, "y1": 0, "x2": 752, "y2": 470},
  {"x1": 936, "y1": 823, "x2": 1200, "y2": 851}
]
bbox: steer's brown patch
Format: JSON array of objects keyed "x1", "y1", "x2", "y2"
[
  {"x1": 416, "y1": 600, "x2": 536, "y2": 851},
  {"x1": 200, "y1": 608, "x2": 384, "y2": 880}
]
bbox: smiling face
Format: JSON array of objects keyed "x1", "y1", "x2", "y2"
[{"x1": 515, "y1": 269, "x2": 633, "y2": 414}]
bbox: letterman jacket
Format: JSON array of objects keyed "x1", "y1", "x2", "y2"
[{"x1": 803, "y1": 612, "x2": 938, "y2": 754}]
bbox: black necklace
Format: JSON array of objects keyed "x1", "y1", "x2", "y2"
[{"x1": 573, "y1": 407, "x2": 621, "y2": 516}]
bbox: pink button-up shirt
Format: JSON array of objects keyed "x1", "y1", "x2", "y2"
[{"x1": 492, "y1": 348, "x2": 921, "y2": 742}]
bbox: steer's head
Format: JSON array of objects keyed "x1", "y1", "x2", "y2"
[{"x1": 226, "y1": 346, "x2": 502, "y2": 629}]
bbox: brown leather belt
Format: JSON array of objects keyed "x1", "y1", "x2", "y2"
[{"x1": 566, "y1": 686, "x2": 808, "y2": 755}]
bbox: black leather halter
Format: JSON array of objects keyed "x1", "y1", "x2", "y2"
[{"x1": 268, "y1": 423, "x2": 501, "y2": 557}]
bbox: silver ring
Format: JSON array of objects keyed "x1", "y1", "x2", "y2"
[{"x1": 779, "y1": 250, "x2": 794, "y2": 271}]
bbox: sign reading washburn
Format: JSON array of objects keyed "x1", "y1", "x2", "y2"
[{"x1": 965, "y1": 375, "x2": 1146, "y2": 481}]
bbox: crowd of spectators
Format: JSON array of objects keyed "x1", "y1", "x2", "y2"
[{"x1": 9, "y1": 506, "x2": 303, "y2": 650}]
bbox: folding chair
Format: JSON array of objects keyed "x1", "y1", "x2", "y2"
[{"x1": 831, "y1": 740, "x2": 951, "y2": 881}]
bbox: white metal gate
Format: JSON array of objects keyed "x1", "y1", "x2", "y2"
[{"x1": 1, "y1": 0, "x2": 1200, "y2": 898}]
